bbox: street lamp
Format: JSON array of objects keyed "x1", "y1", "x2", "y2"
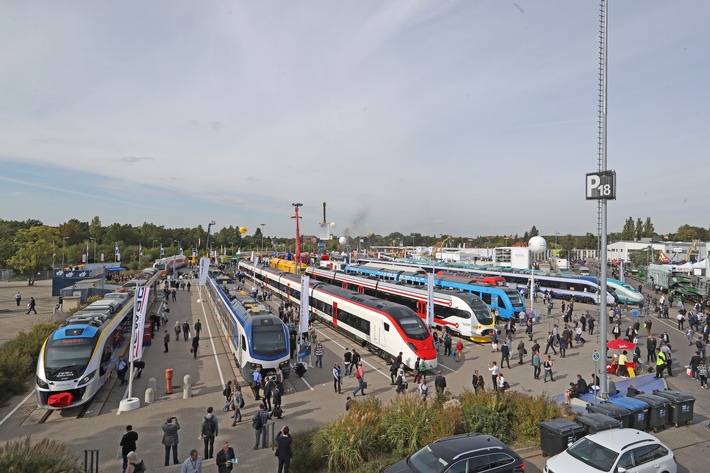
[
  {"x1": 174, "y1": 239, "x2": 182, "y2": 255},
  {"x1": 152, "y1": 239, "x2": 158, "y2": 249},
  {"x1": 206, "y1": 220, "x2": 216, "y2": 257},
  {"x1": 260, "y1": 223, "x2": 266, "y2": 253},
  {"x1": 291, "y1": 203, "x2": 303, "y2": 267},
  {"x1": 528, "y1": 236, "x2": 547, "y2": 315}
]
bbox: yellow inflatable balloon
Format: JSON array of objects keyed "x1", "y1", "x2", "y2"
[{"x1": 239, "y1": 226, "x2": 248, "y2": 234}]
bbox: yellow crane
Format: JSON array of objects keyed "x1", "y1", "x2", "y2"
[
  {"x1": 685, "y1": 240, "x2": 699, "y2": 262},
  {"x1": 432, "y1": 235, "x2": 452, "y2": 259}
]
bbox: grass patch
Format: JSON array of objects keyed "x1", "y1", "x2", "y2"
[
  {"x1": 0, "y1": 323, "x2": 58, "y2": 400},
  {"x1": 0, "y1": 436, "x2": 83, "y2": 472}
]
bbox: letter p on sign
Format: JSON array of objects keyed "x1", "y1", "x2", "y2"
[{"x1": 585, "y1": 171, "x2": 616, "y2": 200}]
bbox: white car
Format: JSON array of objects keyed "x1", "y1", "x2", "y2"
[{"x1": 545, "y1": 428, "x2": 676, "y2": 473}]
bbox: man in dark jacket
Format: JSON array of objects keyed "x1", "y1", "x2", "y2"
[
  {"x1": 192, "y1": 335, "x2": 200, "y2": 359},
  {"x1": 275, "y1": 425, "x2": 293, "y2": 473},
  {"x1": 201, "y1": 407, "x2": 218, "y2": 459},
  {"x1": 161, "y1": 417, "x2": 180, "y2": 466},
  {"x1": 272, "y1": 384, "x2": 283, "y2": 418},
  {"x1": 434, "y1": 370, "x2": 447, "y2": 395},
  {"x1": 120, "y1": 425, "x2": 138, "y2": 473},
  {"x1": 215, "y1": 441, "x2": 236, "y2": 473}
]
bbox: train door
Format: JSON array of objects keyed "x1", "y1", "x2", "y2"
[
  {"x1": 372, "y1": 322, "x2": 381, "y2": 346},
  {"x1": 332, "y1": 302, "x2": 338, "y2": 328}
]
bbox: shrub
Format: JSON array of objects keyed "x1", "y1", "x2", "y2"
[
  {"x1": 312, "y1": 396, "x2": 383, "y2": 472},
  {"x1": 0, "y1": 323, "x2": 58, "y2": 400},
  {"x1": 0, "y1": 436, "x2": 83, "y2": 472},
  {"x1": 290, "y1": 429, "x2": 324, "y2": 473}
]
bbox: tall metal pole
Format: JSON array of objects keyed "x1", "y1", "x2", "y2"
[
  {"x1": 598, "y1": 0, "x2": 610, "y2": 398},
  {"x1": 292, "y1": 203, "x2": 303, "y2": 271},
  {"x1": 260, "y1": 223, "x2": 266, "y2": 253}
]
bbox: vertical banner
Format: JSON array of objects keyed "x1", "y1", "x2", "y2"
[
  {"x1": 115, "y1": 242, "x2": 119, "y2": 261},
  {"x1": 179, "y1": 247, "x2": 183, "y2": 256},
  {"x1": 139, "y1": 243, "x2": 143, "y2": 258},
  {"x1": 160, "y1": 245, "x2": 165, "y2": 257},
  {"x1": 619, "y1": 260, "x2": 625, "y2": 283},
  {"x1": 199, "y1": 257, "x2": 211, "y2": 285},
  {"x1": 100, "y1": 252, "x2": 104, "y2": 263},
  {"x1": 300, "y1": 275, "x2": 310, "y2": 335},
  {"x1": 426, "y1": 273, "x2": 435, "y2": 327},
  {"x1": 130, "y1": 286, "x2": 150, "y2": 361}
]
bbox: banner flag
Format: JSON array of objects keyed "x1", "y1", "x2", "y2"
[
  {"x1": 130, "y1": 286, "x2": 150, "y2": 361},
  {"x1": 426, "y1": 273, "x2": 435, "y2": 327},
  {"x1": 160, "y1": 246, "x2": 165, "y2": 257},
  {"x1": 300, "y1": 275, "x2": 310, "y2": 335},
  {"x1": 199, "y1": 257, "x2": 211, "y2": 285}
]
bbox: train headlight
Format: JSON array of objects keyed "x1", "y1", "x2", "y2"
[
  {"x1": 407, "y1": 342, "x2": 417, "y2": 352},
  {"x1": 36, "y1": 376, "x2": 49, "y2": 389},
  {"x1": 79, "y1": 371, "x2": 96, "y2": 385}
]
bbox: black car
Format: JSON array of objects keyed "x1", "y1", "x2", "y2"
[{"x1": 382, "y1": 433, "x2": 524, "y2": 473}]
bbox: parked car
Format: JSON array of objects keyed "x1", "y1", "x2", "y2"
[
  {"x1": 381, "y1": 433, "x2": 524, "y2": 473},
  {"x1": 544, "y1": 428, "x2": 676, "y2": 473}
]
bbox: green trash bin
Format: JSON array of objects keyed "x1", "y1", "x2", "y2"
[
  {"x1": 652, "y1": 389, "x2": 695, "y2": 426},
  {"x1": 634, "y1": 393, "x2": 670, "y2": 432},
  {"x1": 539, "y1": 418, "x2": 586, "y2": 457}
]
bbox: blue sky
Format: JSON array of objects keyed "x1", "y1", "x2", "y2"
[{"x1": 1, "y1": 1, "x2": 708, "y2": 239}]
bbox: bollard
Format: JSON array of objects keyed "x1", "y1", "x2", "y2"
[
  {"x1": 183, "y1": 384, "x2": 192, "y2": 399},
  {"x1": 148, "y1": 377, "x2": 157, "y2": 392},
  {"x1": 165, "y1": 368, "x2": 174, "y2": 394},
  {"x1": 183, "y1": 374, "x2": 192, "y2": 386},
  {"x1": 145, "y1": 387, "x2": 155, "y2": 404}
]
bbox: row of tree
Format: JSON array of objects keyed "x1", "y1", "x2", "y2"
[{"x1": 0, "y1": 217, "x2": 701, "y2": 284}]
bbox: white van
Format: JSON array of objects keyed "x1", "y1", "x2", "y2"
[{"x1": 579, "y1": 266, "x2": 591, "y2": 276}]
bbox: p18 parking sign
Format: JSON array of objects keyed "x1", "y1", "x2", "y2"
[{"x1": 585, "y1": 170, "x2": 616, "y2": 200}]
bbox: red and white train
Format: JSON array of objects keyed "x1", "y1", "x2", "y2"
[{"x1": 239, "y1": 261, "x2": 437, "y2": 370}]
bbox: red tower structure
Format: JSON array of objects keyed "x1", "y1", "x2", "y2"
[{"x1": 291, "y1": 203, "x2": 303, "y2": 267}]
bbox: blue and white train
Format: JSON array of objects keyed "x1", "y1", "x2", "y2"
[
  {"x1": 344, "y1": 263, "x2": 526, "y2": 320},
  {"x1": 35, "y1": 270, "x2": 160, "y2": 409},
  {"x1": 204, "y1": 274, "x2": 291, "y2": 382}
]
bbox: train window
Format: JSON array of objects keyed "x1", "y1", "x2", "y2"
[
  {"x1": 437, "y1": 306, "x2": 471, "y2": 320},
  {"x1": 241, "y1": 335, "x2": 247, "y2": 351},
  {"x1": 384, "y1": 323, "x2": 390, "y2": 331},
  {"x1": 480, "y1": 292, "x2": 492, "y2": 304}
]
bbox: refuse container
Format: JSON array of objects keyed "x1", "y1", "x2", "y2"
[
  {"x1": 634, "y1": 393, "x2": 670, "y2": 431},
  {"x1": 652, "y1": 389, "x2": 695, "y2": 426},
  {"x1": 575, "y1": 413, "x2": 623, "y2": 435},
  {"x1": 609, "y1": 397, "x2": 649, "y2": 430},
  {"x1": 538, "y1": 418, "x2": 586, "y2": 457},
  {"x1": 585, "y1": 402, "x2": 632, "y2": 428}
]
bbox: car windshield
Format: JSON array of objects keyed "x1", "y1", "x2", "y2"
[
  {"x1": 566, "y1": 437, "x2": 618, "y2": 471},
  {"x1": 408, "y1": 445, "x2": 449, "y2": 473}
]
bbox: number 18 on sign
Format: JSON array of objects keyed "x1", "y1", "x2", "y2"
[{"x1": 585, "y1": 171, "x2": 616, "y2": 200}]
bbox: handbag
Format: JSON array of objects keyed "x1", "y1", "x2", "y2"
[
  {"x1": 190, "y1": 348, "x2": 193, "y2": 353},
  {"x1": 362, "y1": 381, "x2": 368, "y2": 389}
]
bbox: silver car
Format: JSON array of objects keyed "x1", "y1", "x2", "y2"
[{"x1": 545, "y1": 428, "x2": 676, "y2": 473}]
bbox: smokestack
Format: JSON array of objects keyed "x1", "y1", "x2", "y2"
[{"x1": 323, "y1": 202, "x2": 327, "y2": 224}]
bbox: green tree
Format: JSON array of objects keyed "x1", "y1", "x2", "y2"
[
  {"x1": 7, "y1": 226, "x2": 60, "y2": 285},
  {"x1": 559, "y1": 234, "x2": 575, "y2": 259},
  {"x1": 642, "y1": 217, "x2": 655, "y2": 238},
  {"x1": 634, "y1": 218, "x2": 643, "y2": 241},
  {"x1": 582, "y1": 232, "x2": 597, "y2": 249},
  {"x1": 620, "y1": 217, "x2": 635, "y2": 240},
  {"x1": 88, "y1": 216, "x2": 102, "y2": 241},
  {"x1": 529, "y1": 226, "x2": 539, "y2": 237},
  {"x1": 674, "y1": 225, "x2": 707, "y2": 241}
]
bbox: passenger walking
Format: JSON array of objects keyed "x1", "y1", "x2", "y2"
[
  {"x1": 455, "y1": 340, "x2": 464, "y2": 361},
  {"x1": 200, "y1": 407, "x2": 218, "y2": 459},
  {"x1": 418, "y1": 379, "x2": 430, "y2": 403},
  {"x1": 187, "y1": 281, "x2": 191, "y2": 292},
  {"x1": 180, "y1": 449, "x2": 202, "y2": 473},
  {"x1": 275, "y1": 426, "x2": 293, "y2": 473},
  {"x1": 252, "y1": 404, "x2": 271, "y2": 450},
  {"x1": 117, "y1": 356, "x2": 128, "y2": 386},
  {"x1": 215, "y1": 442, "x2": 236, "y2": 473},
  {"x1": 119, "y1": 425, "x2": 138, "y2": 473},
  {"x1": 191, "y1": 335, "x2": 199, "y2": 359},
  {"x1": 182, "y1": 321, "x2": 190, "y2": 341},
  {"x1": 314, "y1": 340, "x2": 324, "y2": 368},
  {"x1": 15, "y1": 291, "x2": 21, "y2": 306},
  {"x1": 262, "y1": 376, "x2": 274, "y2": 411},
  {"x1": 174, "y1": 321, "x2": 181, "y2": 341},
  {"x1": 517, "y1": 340, "x2": 526, "y2": 365},
  {"x1": 194, "y1": 319, "x2": 202, "y2": 337},
  {"x1": 333, "y1": 363, "x2": 342, "y2": 394},
  {"x1": 272, "y1": 383, "x2": 283, "y2": 418},
  {"x1": 252, "y1": 367, "x2": 263, "y2": 400},
  {"x1": 343, "y1": 348, "x2": 352, "y2": 376},
  {"x1": 229, "y1": 384, "x2": 244, "y2": 425},
  {"x1": 588, "y1": 316, "x2": 595, "y2": 335},
  {"x1": 532, "y1": 351, "x2": 541, "y2": 379},
  {"x1": 161, "y1": 416, "x2": 180, "y2": 466},
  {"x1": 124, "y1": 452, "x2": 145, "y2": 473},
  {"x1": 26, "y1": 296, "x2": 37, "y2": 314},
  {"x1": 164, "y1": 330, "x2": 170, "y2": 353},
  {"x1": 544, "y1": 331, "x2": 557, "y2": 355},
  {"x1": 543, "y1": 355, "x2": 555, "y2": 382},
  {"x1": 353, "y1": 363, "x2": 366, "y2": 396},
  {"x1": 488, "y1": 362, "x2": 499, "y2": 391},
  {"x1": 500, "y1": 343, "x2": 511, "y2": 369},
  {"x1": 434, "y1": 370, "x2": 447, "y2": 396}
]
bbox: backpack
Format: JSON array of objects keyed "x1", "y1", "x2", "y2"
[
  {"x1": 130, "y1": 460, "x2": 146, "y2": 472},
  {"x1": 696, "y1": 340, "x2": 704, "y2": 350},
  {"x1": 223, "y1": 386, "x2": 231, "y2": 397},
  {"x1": 203, "y1": 416, "x2": 216, "y2": 436},
  {"x1": 252, "y1": 413, "x2": 263, "y2": 430}
]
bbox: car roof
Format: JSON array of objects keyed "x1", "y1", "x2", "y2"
[
  {"x1": 429, "y1": 433, "x2": 511, "y2": 462},
  {"x1": 584, "y1": 428, "x2": 660, "y2": 452}
]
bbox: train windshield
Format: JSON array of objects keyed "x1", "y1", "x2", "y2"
[
  {"x1": 469, "y1": 299, "x2": 493, "y2": 325},
  {"x1": 251, "y1": 326, "x2": 287, "y2": 357},
  {"x1": 154, "y1": 263, "x2": 166, "y2": 270},
  {"x1": 392, "y1": 308, "x2": 430, "y2": 340},
  {"x1": 45, "y1": 338, "x2": 95, "y2": 370},
  {"x1": 502, "y1": 288, "x2": 523, "y2": 306}
]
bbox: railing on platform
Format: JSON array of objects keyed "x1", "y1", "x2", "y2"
[{"x1": 84, "y1": 449, "x2": 99, "y2": 473}]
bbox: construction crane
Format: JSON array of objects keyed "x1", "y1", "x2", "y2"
[
  {"x1": 431, "y1": 235, "x2": 452, "y2": 259},
  {"x1": 685, "y1": 240, "x2": 699, "y2": 262},
  {"x1": 657, "y1": 249, "x2": 669, "y2": 263}
]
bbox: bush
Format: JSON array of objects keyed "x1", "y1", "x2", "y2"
[
  {"x1": 290, "y1": 429, "x2": 325, "y2": 473},
  {"x1": 312, "y1": 396, "x2": 383, "y2": 472},
  {"x1": 0, "y1": 323, "x2": 58, "y2": 400},
  {"x1": 0, "y1": 436, "x2": 83, "y2": 472}
]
